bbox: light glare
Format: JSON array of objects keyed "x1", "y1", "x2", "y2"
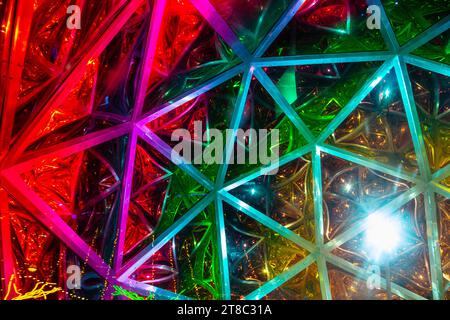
[{"x1": 365, "y1": 213, "x2": 402, "y2": 261}]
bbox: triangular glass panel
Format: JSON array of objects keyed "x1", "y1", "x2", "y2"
[
  {"x1": 263, "y1": 262, "x2": 321, "y2": 300},
  {"x1": 265, "y1": 62, "x2": 383, "y2": 137},
  {"x1": 209, "y1": 0, "x2": 291, "y2": 53},
  {"x1": 230, "y1": 154, "x2": 316, "y2": 242},
  {"x1": 331, "y1": 195, "x2": 433, "y2": 299},
  {"x1": 327, "y1": 68, "x2": 419, "y2": 173},
  {"x1": 6, "y1": 194, "x2": 113, "y2": 300},
  {"x1": 12, "y1": 0, "x2": 128, "y2": 137},
  {"x1": 123, "y1": 138, "x2": 209, "y2": 264},
  {"x1": 223, "y1": 202, "x2": 310, "y2": 299},
  {"x1": 382, "y1": 0, "x2": 450, "y2": 45},
  {"x1": 130, "y1": 204, "x2": 222, "y2": 300},
  {"x1": 7, "y1": 197, "x2": 64, "y2": 300},
  {"x1": 321, "y1": 152, "x2": 413, "y2": 242},
  {"x1": 123, "y1": 140, "x2": 172, "y2": 261},
  {"x1": 327, "y1": 263, "x2": 402, "y2": 300},
  {"x1": 142, "y1": 0, "x2": 240, "y2": 114},
  {"x1": 439, "y1": 176, "x2": 450, "y2": 191},
  {"x1": 435, "y1": 193, "x2": 449, "y2": 292},
  {"x1": 408, "y1": 64, "x2": 450, "y2": 173},
  {"x1": 412, "y1": 30, "x2": 450, "y2": 65},
  {"x1": 146, "y1": 75, "x2": 242, "y2": 182},
  {"x1": 264, "y1": 0, "x2": 386, "y2": 56},
  {"x1": 18, "y1": 3, "x2": 150, "y2": 153},
  {"x1": 20, "y1": 136, "x2": 128, "y2": 263},
  {"x1": 225, "y1": 77, "x2": 309, "y2": 182}
]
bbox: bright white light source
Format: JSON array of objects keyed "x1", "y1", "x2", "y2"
[{"x1": 364, "y1": 213, "x2": 402, "y2": 262}]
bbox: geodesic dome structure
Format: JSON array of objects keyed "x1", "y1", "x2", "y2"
[{"x1": 0, "y1": 0, "x2": 448, "y2": 300}]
